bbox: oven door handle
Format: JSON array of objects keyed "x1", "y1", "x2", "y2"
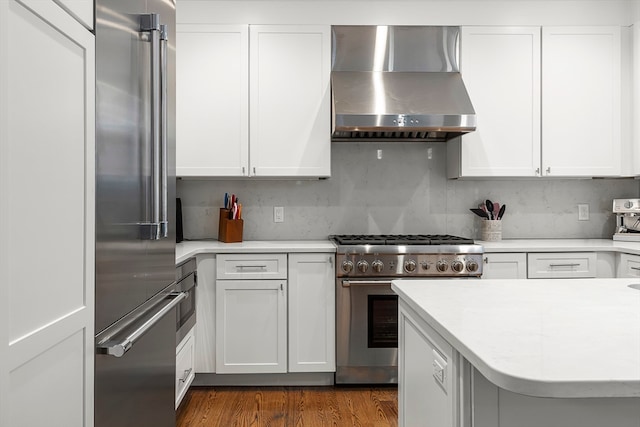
[{"x1": 341, "y1": 279, "x2": 394, "y2": 287}]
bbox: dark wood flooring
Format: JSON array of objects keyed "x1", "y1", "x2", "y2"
[{"x1": 176, "y1": 386, "x2": 398, "y2": 427}]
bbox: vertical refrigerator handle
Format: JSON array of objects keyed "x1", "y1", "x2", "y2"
[
  {"x1": 140, "y1": 14, "x2": 168, "y2": 240},
  {"x1": 159, "y1": 24, "x2": 169, "y2": 239}
]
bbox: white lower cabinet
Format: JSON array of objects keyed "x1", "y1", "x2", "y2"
[
  {"x1": 176, "y1": 327, "x2": 196, "y2": 408},
  {"x1": 215, "y1": 279, "x2": 287, "y2": 373},
  {"x1": 617, "y1": 253, "x2": 640, "y2": 278},
  {"x1": 481, "y1": 253, "x2": 527, "y2": 279},
  {"x1": 288, "y1": 254, "x2": 335, "y2": 372},
  {"x1": 207, "y1": 252, "x2": 335, "y2": 376},
  {"x1": 399, "y1": 301, "x2": 458, "y2": 427}
]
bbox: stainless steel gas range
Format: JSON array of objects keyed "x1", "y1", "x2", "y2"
[{"x1": 331, "y1": 234, "x2": 483, "y2": 384}]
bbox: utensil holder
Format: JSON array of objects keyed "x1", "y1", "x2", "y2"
[
  {"x1": 480, "y1": 220, "x2": 502, "y2": 241},
  {"x1": 218, "y1": 208, "x2": 243, "y2": 243}
]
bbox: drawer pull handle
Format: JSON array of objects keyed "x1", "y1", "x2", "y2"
[
  {"x1": 549, "y1": 263, "x2": 580, "y2": 268},
  {"x1": 179, "y1": 368, "x2": 193, "y2": 383},
  {"x1": 630, "y1": 266, "x2": 640, "y2": 271},
  {"x1": 237, "y1": 265, "x2": 267, "y2": 270}
]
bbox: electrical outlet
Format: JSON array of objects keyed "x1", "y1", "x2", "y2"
[
  {"x1": 578, "y1": 204, "x2": 589, "y2": 221},
  {"x1": 274, "y1": 206, "x2": 284, "y2": 223}
]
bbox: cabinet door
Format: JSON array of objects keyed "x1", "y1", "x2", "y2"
[
  {"x1": 399, "y1": 302, "x2": 457, "y2": 427},
  {"x1": 288, "y1": 254, "x2": 335, "y2": 373},
  {"x1": 457, "y1": 27, "x2": 541, "y2": 177},
  {"x1": 249, "y1": 25, "x2": 331, "y2": 177},
  {"x1": 176, "y1": 24, "x2": 249, "y2": 177},
  {"x1": 617, "y1": 253, "x2": 640, "y2": 278},
  {"x1": 482, "y1": 253, "x2": 527, "y2": 279},
  {"x1": 175, "y1": 327, "x2": 195, "y2": 409},
  {"x1": 542, "y1": 27, "x2": 621, "y2": 177},
  {"x1": 0, "y1": 1, "x2": 95, "y2": 426},
  {"x1": 194, "y1": 255, "x2": 216, "y2": 373},
  {"x1": 215, "y1": 280, "x2": 287, "y2": 373}
]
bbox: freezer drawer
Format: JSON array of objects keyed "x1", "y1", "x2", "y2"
[{"x1": 95, "y1": 288, "x2": 184, "y2": 427}]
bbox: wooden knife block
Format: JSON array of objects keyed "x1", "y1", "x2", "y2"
[{"x1": 218, "y1": 208, "x2": 243, "y2": 243}]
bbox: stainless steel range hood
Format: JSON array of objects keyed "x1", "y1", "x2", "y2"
[{"x1": 331, "y1": 26, "x2": 476, "y2": 142}]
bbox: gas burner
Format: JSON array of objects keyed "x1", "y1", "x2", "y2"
[{"x1": 330, "y1": 234, "x2": 475, "y2": 246}]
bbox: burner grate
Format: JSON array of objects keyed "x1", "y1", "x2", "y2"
[{"x1": 330, "y1": 234, "x2": 475, "y2": 245}]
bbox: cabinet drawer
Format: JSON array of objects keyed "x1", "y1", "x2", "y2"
[
  {"x1": 617, "y1": 253, "x2": 640, "y2": 278},
  {"x1": 176, "y1": 328, "x2": 195, "y2": 408},
  {"x1": 527, "y1": 252, "x2": 596, "y2": 278},
  {"x1": 216, "y1": 254, "x2": 287, "y2": 279}
]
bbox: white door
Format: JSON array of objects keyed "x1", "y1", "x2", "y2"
[
  {"x1": 249, "y1": 25, "x2": 331, "y2": 177},
  {"x1": 542, "y1": 26, "x2": 621, "y2": 177},
  {"x1": 481, "y1": 253, "x2": 527, "y2": 279},
  {"x1": 0, "y1": 1, "x2": 95, "y2": 426},
  {"x1": 288, "y1": 254, "x2": 335, "y2": 372},
  {"x1": 215, "y1": 279, "x2": 287, "y2": 373},
  {"x1": 459, "y1": 27, "x2": 541, "y2": 177},
  {"x1": 176, "y1": 24, "x2": 249, "y2": 177}
]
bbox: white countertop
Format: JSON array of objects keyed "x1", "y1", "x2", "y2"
[
  {"x1": 392, "y1": 278, "x2": 640, "y2": 398},
  {"x1": 176, "y1": 240, "x2": 336, "y2": 264},
  {"x1": 479, "y1": 238, "x2": 640, "y2": 255}
]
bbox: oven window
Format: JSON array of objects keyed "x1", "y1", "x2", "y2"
[{"x1": 367, "y1": 295, "x2": 398, "y2": 348}]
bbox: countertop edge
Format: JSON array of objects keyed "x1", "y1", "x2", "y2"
[
  {"x1": 392, "y1": 280, "x2": 640, "y2": 399},
  {"x1": 176, "y1": 240, "x2": 337, "y2": 264},
  {"x1": 479, "y1": 238, "x2": 640, "y2": 255}
]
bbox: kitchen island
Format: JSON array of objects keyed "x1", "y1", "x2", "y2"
[{"x1": 391, "y1": 278, "x2": 640, "y2": 427}]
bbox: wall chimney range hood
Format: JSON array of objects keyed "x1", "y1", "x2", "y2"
[{"x1": 331, "y1": 26, "x2": 476, "y2": 142}]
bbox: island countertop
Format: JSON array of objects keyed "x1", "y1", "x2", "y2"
[{"x1": 391, "y1": 278, "x2": 640, "y2": 398}]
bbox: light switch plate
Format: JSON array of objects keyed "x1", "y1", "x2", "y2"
[
  {"x1": 274, "y1": 206, "x2": 284, "y2": 223},
  {"x1": 578, "y1": 204, "x2": 589, "y2": 221}
]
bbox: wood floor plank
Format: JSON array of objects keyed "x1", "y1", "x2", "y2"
[{"x1": 176, "y1": 386, "x2": 398, "y2": 427}]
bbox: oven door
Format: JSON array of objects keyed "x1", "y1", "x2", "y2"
[{"x1": 336, "y1": 278, "x2": 398, "y2": 384}]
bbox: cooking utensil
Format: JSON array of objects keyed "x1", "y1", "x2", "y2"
[
  {"x1": 470, "y1": 208, "x2": 489, "y2": 219},
  {"x1": 497, "y1": 204, "x2": 506, "y2": 220},
  {"x1": 493, "y1": 202, "x2": 500, "y2": 219},
  {"x1": 485, "y1": 200, "x2": 494, "y2": 220}
]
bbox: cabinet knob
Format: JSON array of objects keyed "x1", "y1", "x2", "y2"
[
  {"x1": 546, "y1": 166, "x2": 551, "y2": 174},
  {"x1": 535, "y1": 167, "x2": 540, "y2": 175}
]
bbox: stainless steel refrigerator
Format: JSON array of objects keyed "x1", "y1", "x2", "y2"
[{"x1": 94, "y1": 0, "x2": 178, "y2": 426}]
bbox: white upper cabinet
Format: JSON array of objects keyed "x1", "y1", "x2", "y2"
[
  {"x1": 453, "y1": 27, "x2": 541, "y2": 178},
  {"x1": 176, "y1": 24, "x2": 249, "y2": 177},
  {"x1": 250, "y1": 25, "x2": 331, "y2": 177},
  {"x1": 451, "y1": 26, "x2": 624, "y2": 178},
  {"x1": 176, "y1": 24, "x2": 331, "y2": 178},
  {"x1": 542, "y1": 26, "x2": 621, "y2": 177}
]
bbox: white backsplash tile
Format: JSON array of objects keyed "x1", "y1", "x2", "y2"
[{"x1": 178, "y1": 143, "x2": 640, "y2": 241}]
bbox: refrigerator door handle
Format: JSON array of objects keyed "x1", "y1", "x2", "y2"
[
  {"x1": 98, "y1": 292, "x2": 187, "y2": 357},
  {"x1": 159, "y1": 24, "x2": 169, "y2": 239},
  {"x1": 139, "y1": 14, "x2": 163, "y2": 240}
]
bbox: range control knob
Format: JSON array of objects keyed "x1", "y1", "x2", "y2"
[
  {"x1": 467, "y1": 260, "x2": 479, "y2": 273},
  {"x1": 357, "y1": 260, "x2": 369, "y2": 273},
  {"x1": 625, "y1": 200, "x2": 634, "y2": 209},
  {"x1": 371, "y1": 260, "x2": 384, "y2": 273},
  {"x1": 451, "y1": 260, "x2": 464, "y2": 273},
  {"x1": 436, "y1": 260, "x2": 449, "y2": 272},
  {"x1": 341, "y1": 260, "x2": 354, "y2": 274},
  {"x1": 421, "y1": 261, "x2": 430, "y2": 270},
  {"x1": 404, "y1": 260, "x2": 417, "y2": 273}
]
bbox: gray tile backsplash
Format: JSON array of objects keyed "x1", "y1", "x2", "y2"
[{"x1": 177, "y1": 143, "x2": 639, "y2": 241}]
